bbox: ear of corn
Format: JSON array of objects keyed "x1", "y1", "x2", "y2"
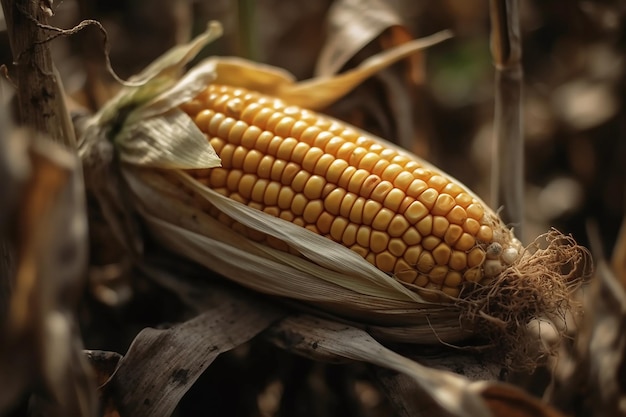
[{"x1": 177, "y1": 84, "x2": 522, "y2": 301}]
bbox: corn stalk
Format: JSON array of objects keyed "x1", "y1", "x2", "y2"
[{"x1": 489, "y1": 0, "x2": 524, "y2": 242}]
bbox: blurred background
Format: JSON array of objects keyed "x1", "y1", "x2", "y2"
[{"x1": 1, "y1": 0, "x2": 624, "y2": 415}]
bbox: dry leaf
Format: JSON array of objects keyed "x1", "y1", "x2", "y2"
[
  {"x1": 0, "y1": 133, "x2": 96, "y2": 416},
  {"x1": 103, "y1": 264, "x2": 284, "y2": 417}
]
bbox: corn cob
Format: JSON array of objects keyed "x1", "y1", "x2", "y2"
[{"x1": 179, "y1": 84, "x2": 522, "y2": 300}]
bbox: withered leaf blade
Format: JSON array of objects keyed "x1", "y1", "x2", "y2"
[
  {"x1": 0, "y1": 135, "x2": 96, "y2": 417},
  {"x1": 105, "y1": 277, "x2": 284, "y2": 417},
  {"x1": 315, "y1": 0, "x2": 412, "y2": 77},
  {"x1": 265, "y1": 314, "x2": 493, "y2": 417},
  {"x1": 478, "y1": 384, "x2": 567, "y2": 417}
]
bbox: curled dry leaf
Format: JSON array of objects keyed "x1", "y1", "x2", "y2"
[
  {"x1": 102, "y1": 264, "x2": 284, "y2": 417},
  {"x1": 0, "y1": 134, "x2": 96, "y2": 416}
]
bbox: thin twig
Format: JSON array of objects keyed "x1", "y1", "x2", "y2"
[{"x1": 489, "y1": 0, "x2": 525, "y2": 242}]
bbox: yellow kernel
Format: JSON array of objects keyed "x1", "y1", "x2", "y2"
[
  {"x1": 356, "y1": 226, "x2": 371, "y2": 247},
  {"x1": 415, "y1": 274, "x2": 429, "y2": 287},
  {"x1": 238, "y1": 173, "x2": 256, "y2": 199},
  {"x1": 263, "y1": 182, "x2": 281, "y2": 206},
  {"x1": 226, "y1": 170, "x2": 243, "y2": 191},
  {"x1": 324, "y1": 188, "x2": 345, "y2": 215},
  {"x1": 429, "y1": 266, "x2": 448, "y2": 284},
  {"x1": 388, "y1": 238, "x2": 407, "y2": 257},
  {"x1": 263, "y1": 206, "x2": 280, "y2": 217},
  {"x1": 342, "y1": 224, "x2": 358, "y2": 246},
  {"x1": 316, "y1": 212, "x2": 334, "y2": 234},
  {"x1": 383, "y1": 188, "x2": 405, "y2": 211},
  {"x1": 291, "y1": 193, "x2": 308, "y2": 216},
  {"x1": 303, "y1": 200, "x2": 324, "y2": 224},
  {"x1": 219, "y1": 144, "x2": 236, "y2": 168},
  {"x1": 416, "y1": 215, "x2": 433, "y2": 236},
  {"x1": 301, "y1": 147, "x2": 324, "y2": 172},
  {"x1": 304, "y1": 175, "x2": 326, "y2": 200},
  {"x1": 405, "y1": 201, "x2": 428, "y2": 224},
  {"x1": 372, "y1": 208, "x2": 394, "y2": 231},
  {"x1": 370, "y1": 231, "x2": 389, "y2": 253},
  {"x1": 291, "y1": 142, "x2": 311, "y2": 165},
  {"x1": 407, "y1": 179, "x2": 428, "y2": 197},
  {"x1": 444, "y1": 224, "x2": 464, "y2": 246},
  {"x1": 432, "y1": 194, "x2": 456, "y2": 216},
  {"x1": 227, "y1": 120, "x2": 248, "y2": 145},
  {"x1": 402, "y1": 228, "x2": 422, "y2": 246},
  {"x1": 208, "y1": 112, "x2": 226, "y2": 135},
  {"x1": 370, "y1": 181, "x2": 394, "y2": 203},
  {"x1": 455, "y1": 192, "x2": 473, "y2": 208},
  {"x1": 330, "y1": 217, "x2": 349, "y2": 241},
  {"x1": 395, "y1": 264, "x2": 418, "y2": 284},
  {"x1": 217, "y1": 117, "x2": 237, "y2": 142},
  {"x1": 360, "y1": 175, "x2": 382, "y2": 198},
  {"x1": 404, "y1": 246, "x2": 423, "y2": 266},
  {"x1": 358, "y1": 152, "x2": 380, "y2": 171},
  {"x1": 455, "y1": 233, "x2": 476, "y2": 251},
  {"x1": 449, "y1": 250, "x2": 467, "y2": 271},
  {"x1": 258, "y1": 151, "x2": 275, "y2": 178},
  {"x1": 326, "y1": 137, "x2": 347, "y2": 156},
  {"x1": 381, "y1": 164, "x2": 404, "y2": 183},
  {"x1": 277, "y1": 187, "x2": 295, "y2": 209},
  {"x1": 417, "y1": 252, "x2": 435, "y2": 273},
  {"x1": 270, "y1": 159, "x2": 287, "y2": 181},
  {"x1": 279, "y1": 210, "x2": 295, "y2": 222},
  {"x1": 243, "y1": 149, "x2": 263, "y2": 173},
  {"x1": 280, "y1": 162, "x2": 300, "y2": 185},
  {"x1": 363, "y1": 200, "x2": 383, "y2": 225},
  {"x1": 432, "y1": 216, "x2": 450, "y2": 238},
  {"x1": 290, "y1": 120, "x2": 309, "y2": 139},
  {"x1": 350, "y1": 244, "x2": 368, "y2": 258},
  {"x1": 388, "y1": 215, "x2": 410, "y2": 237},
  {"x1": 433, "y1": 243, "x2": 452, "y2": 265},
  {"x1": 326, "y1": 159, "x2": 350, "y2": 183},
  {"x1": 463, "y1": 268, "x2": 482, "y2": 283},
  {"x1": 428, "y1": 175, "x2": 449, "y2": 192},
  {"x1": 349, "y1": 147, "x2": 368, "y2": 167},
  {"x1": 365, "y1": 252, "x2": 376, "y2": 265},
  {"x1": 340, "y1": 193, "x2": 357, "y2": 218},
  {"x1": 422, "y1": 236, "x2": 441, "y2": 251},
  {"x1": 444, "y1": 271, "x2": 463, "y2": 288},
  {"x1": 251, "y1": 179, "x2": 269, "y2": 202},
  {"x1": 265, "y1": 112, "x2": 285, "y2": 132},
  {"x1": 442, "y1": 183, "x2": 463, "y2": 197},
  {"x1": 446, "y1": 205, "x2": 467, "y2": 225},
  {"x1": 231, "y1": 146, "x2": 249, "y2": 169},
  {"x1": 291, "y1": 171, "x2": 311, "y2": 193},
  {"x1": 441, "y1": 286, "x2": 460, "y2": 298},
  {"x1": 413, "y1": 167, "x2": 432, "y2": 180},
  {"x1": 209, "y1": 168, "x2": 228, "y2": 187},
  {"x1": 209, "y1": 137, "x2": 225, "y2": 154},
  {"x1": 349, "y1": 197, "x2": 366, "y2": 223},
  {"x1": 371, "y1": 159, "x2": 390, "y2": 176},
  {"x1": 316, "y1": 133, "x2": 338, "y2": 151},
  {"x1": 313, "y1": 154, "x2": 335, "y2": 177},
  {"x1": 376, "y1": 251, "x2": 396, "y2": 272},
  {"x1": 337, "y1": 166, "x2": 357, "y2": 189},
  {"x1": 477, "y1": 225, "x2": 494, "y2": 242},
  {"x1": 300, "y1": 126, "x2": 322, "y2": 144},
  {"x1": 336, "y1": 142, "x2": 357, "y2": 161},
  {"x1": 347, "y1": 169, "x2": 370, "y2": 195},
  {"x1": 275, "y1": 137, "x2": 297, "y2": 160},
  {"x1": 293, "y1": 217, "x2": 305, "y2": 227},
  {"x1": 274, "y1": 116, "x2": 296, "y2": 137},
  {"x1": 463, "y1": 218, "x2": 481, "y2": 235},
  {"x1": 253, "y1": 131, "x2": 274, "y2": 154},
  {"x1": 467, "y1": 203, "x2": 485, "y2": 220},
  {"x1": 419, "y1": 188, "x2": 439, "y2": 210},
  {"x1": 393, "y1": 172, "x2": 414, "y2": 190},
  {"x1": 467, "y1": 248, "x2": 486, "y2": 268}
]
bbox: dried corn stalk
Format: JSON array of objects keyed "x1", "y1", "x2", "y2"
[{"x1": 79, "y1": 22, "x2": 590, "y2": 366}]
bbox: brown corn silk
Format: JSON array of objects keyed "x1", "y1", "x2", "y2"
[{"x1": 81, "y1": 22, "x2": 590, "y2": 366}]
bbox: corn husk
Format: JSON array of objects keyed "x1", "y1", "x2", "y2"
[{"x1": 79, "y1": 22, "x2": 590, "y2": 363}]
